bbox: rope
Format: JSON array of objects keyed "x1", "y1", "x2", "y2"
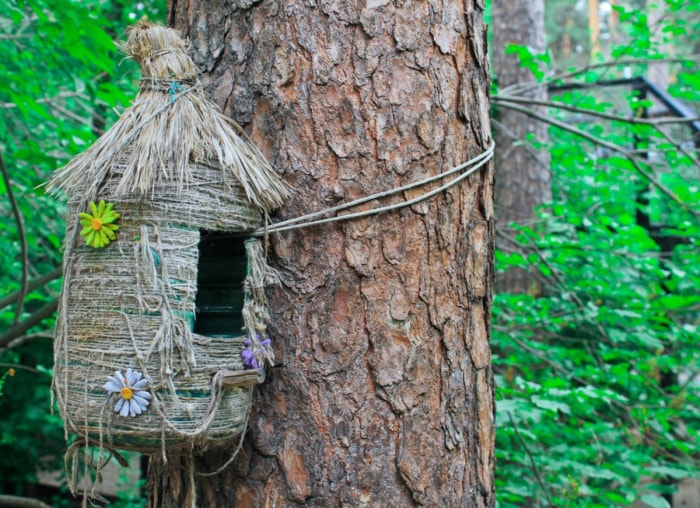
[{"x1": 251, "y1": 141, "x2": 494, "y2": 236}]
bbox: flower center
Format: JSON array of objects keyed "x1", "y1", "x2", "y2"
[
  {"x1": 91, "y1": 217, "x2": 103, "y2": 231},
  {"x1": 120, "y1": 387, "x2": 133, "y2": 400}
]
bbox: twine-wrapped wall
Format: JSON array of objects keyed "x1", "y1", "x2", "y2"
[
  {"x1": 56, "y1": 174, "x2": 260, "y2": 452},
  {"x1": 48, "y1": 21, "x2": 288, "y2": 463}
]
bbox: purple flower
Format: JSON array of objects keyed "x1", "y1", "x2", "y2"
[{"x1": 241, "y1": 337, "x2": 272, "y2": 369}]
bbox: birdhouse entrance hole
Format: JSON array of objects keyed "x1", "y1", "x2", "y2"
[{"x1": 194, "y1": 232, "x2": 248, "y2": 337}]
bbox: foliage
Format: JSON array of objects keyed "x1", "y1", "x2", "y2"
[
  {"x1": 0, "y1": 0, "x2": 162, "y2": 500},
  {"x1": 492, "y1": 1, "x2": 700, "y2": 506}
]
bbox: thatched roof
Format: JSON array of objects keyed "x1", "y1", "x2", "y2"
[{"x1": 47, "y1": 20, "x2": 289, "y2": 212}]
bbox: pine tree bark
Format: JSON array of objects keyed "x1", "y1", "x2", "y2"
[
  {"x1": 492, "y1": 0, "x2": 550, "y2": 294},
  {"x1": 154, "y1": 1, "x2": 495, "y2": 505}
]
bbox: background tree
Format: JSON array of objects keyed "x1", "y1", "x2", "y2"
[
  {"x1": 491, "y1": 0, "x2": 551, "y2": 294},
  {"x1": 150, "y1": 0, "x2": 495, "y2": 506}
]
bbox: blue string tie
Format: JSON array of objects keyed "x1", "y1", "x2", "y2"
[{"x1": 169, "y1": 81, "x2": 185, "y2": 103}]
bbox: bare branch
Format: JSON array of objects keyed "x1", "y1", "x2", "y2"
[
  {"x1": 494, "y1": 99, "x2": 699, "y2": 218},
  {"x1": 0, "y1": 267, "x2": 62, "y2": 310},
  {"x1": 0, "y1": 299, "x2": 58, "y2": 349},
  {"x1": 1, "y1": 332, "x2": 54, "y2": 352},
  {"x1": 493, "y1": 94, "x2": 700, "y2": 127},
  {"x1": 0, "y1": 495, "x2": 53, "y2": 508},
  {"x1": 0, "y1": 362, "x2": 51, "y2": 376},
  {"x1": 494, "y1": 94, "x2": 700, "y2": 173},
  {"x1": 0, "y1": 34, "x2": 33, "y2": 40},
  {"x1": 0, "y1": 149, "x2": 29, "y2": 324},
  {"x1": 0, "y1": 90, "x2": 89, "y2": 109},
  {"x1": 506, "y1": 411, "x2": 555, "y2": 506},
  {"x1": 47, "y1": 101, "x2": 98, "y2": 130},
  {"x1": 652, "y1": 122, "x2": 700, "y2": 172},
  {"x1": 490, "y1": 118, "x2": 550, "y2": 170},
  {"x1": 500, "y1": 55, "x2": 700, "y2": 96}
]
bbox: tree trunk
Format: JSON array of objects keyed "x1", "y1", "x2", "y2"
[
  {"x1": 646, "y1": 0, "x2": 669, "y2": 98},
  {"x1": 491, "y1": 0, "x2": 550, "y2": 294},
  {"x1": 154, "y1": 1, "x2": 495, "y2": 505},
  {"x1": 588, "y1": 0, "x2": 601, "y2": 58}
]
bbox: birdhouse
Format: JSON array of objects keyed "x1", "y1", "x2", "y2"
[{"x1": 48, "y1": 22, "x2": 288, "y2": 458}]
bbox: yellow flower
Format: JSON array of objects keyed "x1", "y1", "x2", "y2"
[{"x1": 79, "y1": 200, "x2": 120, "y2": 248}]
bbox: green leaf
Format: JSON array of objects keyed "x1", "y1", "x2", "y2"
[
  {"x1": 646, "y1": 466, "x2": 693, "y2": 480},
  {"x1": 531, "y1": 396, "x2": 571, "y2": 415},
  {"x1": 638, "y1": 494, "x2": 671, "y2": 508}
]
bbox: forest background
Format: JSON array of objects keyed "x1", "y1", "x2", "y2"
[{"x1": 0, "y1": 0, "x2": 697, "y2": 507}]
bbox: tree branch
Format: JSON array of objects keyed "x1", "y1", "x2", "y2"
[
  {"x1": 494, "y1": 94, "x2": 700, "y2": 173},
  {"x1": 0, "y1": 90, "x2": 90, "y2": 109},
  {"x1": 652, "y1": 122, "x2": 700, "y2": 173},
  {"x1": 0, "y1": 299, "x2": 58, "y2": 349},
  {"x1": 491, "y1": 118, "x2": 551, "y2": 170},
  {"x1": 0, "y1": 362, "x2": 51, "y2": 376},
  {"x1": 0, "y1": 266, "x2": 62, "y2": 311},
  {"x1": 0, "y1": 149, "x2": 29, "y2": 324},
  {"x1": 493, "y1": 94, "x2": 700, "y2": 126},
  {"x1": 0, "y1": 332, "x2": 54, "y2": 352},
  {"x1": 0, "y1": 495, "x2": 53, "y2": 508},
  {"x1": 506, "y1": 411, "x2": 554, "y2": 505},
  {"x1": 46, "y1": 101, "x2": 97, "y2": 130},
  {"x1": 500, "y1": 55, "x2": 700, "y2": 96},
  {"x1": 494, "y1": 99, "x2": 699, "y2": 218}
]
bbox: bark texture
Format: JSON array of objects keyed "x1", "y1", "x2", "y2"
[
  {"x1": 156, "y1": 1, "x2": 495, "y2": 506},
  {"x1": 491, "y1": 0, "x2": 550, "y2": 294}
]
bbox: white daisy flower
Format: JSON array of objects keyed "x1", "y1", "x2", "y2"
[{"x1": 103, "y1": 368, "x2": 152, "y2": 417}]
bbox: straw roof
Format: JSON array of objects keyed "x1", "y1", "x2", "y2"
[{"x1": 47, "y1": 20, "x2": 289, "y2": 212}]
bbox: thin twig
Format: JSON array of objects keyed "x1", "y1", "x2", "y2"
[
  {"x1": 0, "y1": 266, "x2": 62, "y2": 310},
  {"x1": 493, "y1": 95, "x2": 700, "y2": 127},
  {"x1": 0, "y1": 34, "x2": 33, "y2": 41},
  {"x1": 503, "y1": 0, "x2": 699, "y2": 97},
  {"x1": 505, "y1": 240, "x2": 677, "y2": 259},
  {"x1": 497, "y1": 230, "x2": 612, "y2": 344},
  {"x1": 0, "y1": 494, "x2": 53, "y2": 508},
  {"x1": 0, "y1": 362, "x2": 51, "y2": 376},
  {"x1": 491, "y1": 118, "x2": 551, "y2": 170},
  {"x1": 0, "y1": 299, "x2": 58, "y2": 349},
  {"x1": 506, "y1": 411, "x2": 555, "y2": 506},
  {"x1": 47, "y1": 101, "x2": 96, "y2": 130},
  {"x1": 495, "y1": 100, "x2": 699, "y2": 218},
  {"x1": 506, "y1": 331, "x2": 596, "y2": 384},
  {"x1": 504, "y1": 0, "x2": 700, "y2": 96},
  {"x1": 652, "y1": 123, "x2": 700, "y2": 173},
  {"x1": 0, "y1": 332, "x2": 54, "y2": 352},
  {"x1": 0, "y1": 90, "x2": 89, "y2": 109},
  {"x1": 500, "y1": 55, "x2": 700, "y2": 96},
  {"x1": 552, "y1": 111, "x2": 698, "y2": 189},
  {"x1": 0, "y1": 149, "x2": 29, "y2": 324}
]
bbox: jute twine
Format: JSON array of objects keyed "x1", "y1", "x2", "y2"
[{"x1": 47, "y1": 21, "x2": 289, "y2": 499}]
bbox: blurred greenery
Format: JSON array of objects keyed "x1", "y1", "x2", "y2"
[
  {"x1": 0, "y1": 0, "x2": 162, "y2": 502},
  {"x1": 0, "y1": 0, "x2": 698, "y2": 507},
  {"x1": 491, "y1": 1, "x2": 700, "y2": 506}
]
